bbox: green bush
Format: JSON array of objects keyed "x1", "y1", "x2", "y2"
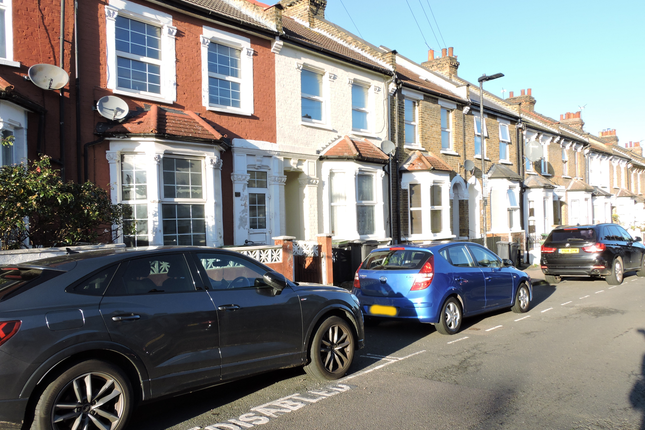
[{"x1": 0, "y1": 155, "x2": 124, "y2": 249}]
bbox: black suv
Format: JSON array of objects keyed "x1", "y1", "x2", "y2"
[{"x1": 541, "y1": 223, "x2": 645, "y2": 285}]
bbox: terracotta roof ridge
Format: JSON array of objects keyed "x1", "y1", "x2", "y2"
[{"x1": 186, "y1": 111, "x2": 223, "y2": 140}]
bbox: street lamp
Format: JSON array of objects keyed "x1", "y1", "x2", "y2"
[{"x1": 477, "y1": 73, "x2": 504, "y2": 249}]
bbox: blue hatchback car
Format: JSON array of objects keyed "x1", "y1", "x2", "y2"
[{"x1": 352, "y1": 242, "x2": 532, "y2": 334}]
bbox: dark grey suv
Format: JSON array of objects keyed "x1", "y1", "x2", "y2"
[
  {"x1": 0, "y1": 247, "x2": 364, "y2": 430},
  {"x1": 540, "y1": 223, "x2": 645, "y2": 285}
]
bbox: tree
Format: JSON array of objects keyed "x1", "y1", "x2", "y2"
[{"x1": 0, "y1": 155, "x2": 124, "y2": 249}]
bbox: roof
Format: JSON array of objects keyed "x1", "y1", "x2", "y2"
[
  {"x1": 179, "y1": 0, "x2": 277, "y2": 32},
  {"x1": 396, "y1": 64, "x2": 465, "y2": 102},
  {"x1": 319, "y1": 136, "x2": 389, "y2": 164},
  {"x1": 524, "y1": 174, "x2": 557, "y2": 189},
  {"x1": 615, "y1": 188, "x2": 637, "y2": 198},
  {"x1": 566, "y1": 178, "x2": 595, "y2": 193},
  {"x1": 487, "y1": 163, "x2": 522, "y2": 181},
  {"x1": 399, "y1": 150, "x2": 452, "y2": 172},
  {"x1": 103, "y1": 105, "x2": 227, "y2": 145},
  {"x1": 591, "y1": 186, "x2": 612, "y2": 197},
  {"x1": 281, "y1": 17, "x2": 392, "y2": 75}
]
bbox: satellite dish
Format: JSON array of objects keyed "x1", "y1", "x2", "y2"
[
  {"x1": 525, "y1": 140, "x2": 543, "y2": 162},
  {"x1": 464, "y1": 160, "x2": 475, "y2": 172},
  {"x1": 27, "y1": 64, "x2": 69, "y2": 90},
  {"x1": 96, "y1": 96, "x2": 130, "y2": 121},
  {"x1": 380, "y1": 140, "x2": 396, "y2": 156}
]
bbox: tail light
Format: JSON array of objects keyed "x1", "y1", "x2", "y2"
[
  {"x1": 0, "y1": 321, "x2": 21, "y2": 347},
  {"x1": 353, "y1": 262, "x2": 363, "y2": 289},
  {"x1": 411, "y1": 255, "x2": 434, "y2": 291},
  {"x1": 583, "y1": 243, "x2": 606, "y2": 253},
  {"x1": 541, "y1": 245, "x2": 556, "y2": 253}
]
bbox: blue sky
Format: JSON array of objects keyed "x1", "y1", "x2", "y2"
[{"x1": 323, "y1": 0, "x2": 645, "y2": 146}]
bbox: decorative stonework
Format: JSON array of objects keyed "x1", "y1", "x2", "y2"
[
  {"x1": 237, "y1": 247, "x2": 282, "y2": 264},
  {"x1": 106, "y1": 152, "x2": 118, "y2": 164},
  {"x1": 105, "y1": 6, "x2": 118, "y2": 21},
  {"x1": 201, "y1": 36, "x2": 211, "y2": 47},
  {"x1": 293, "y1": 240, "x2": 319, "y2": 257},
  {"x1": 231, "y1": 173, "x2": 250, "y2": 183},
  {"x1": 270, "y1": 175, "x2": 287, "y2": 185},
  {"x1": 208, "y1": 156, "x2": 223, "y2": 169},
  {"x1": 271, "y1": 38, "x2": 284, "y2": 54},
  {"x1": 165, "y1": 25, "x2": 177, "y2": 38},
  {"x1": 154, "y1": 154, "x2": 162, "y2": 164}
]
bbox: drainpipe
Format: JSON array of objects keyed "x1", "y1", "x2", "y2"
[
  {"x1": 74, "y1": 0, "x2": 81, "y2": 183},
  {"x1": 517, "y1": 106, "x2": 527, "y2": 263},
  {"x1": 59, "y1": 0, "x2": 66, "y2": 181}
]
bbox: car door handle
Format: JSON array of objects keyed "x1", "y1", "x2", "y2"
[
  {"x1": 217, "y1": 304, "x2": 241, "y2": 311},
  {"x1": 454, "y1": 276, "x2": 464, "y2": 282},
  {"x1": 485, "y1": 277, "x2": 492, "y2": 281},
  {"x1": 112, "y1": 314, "x2": 140, "y2": 322}
]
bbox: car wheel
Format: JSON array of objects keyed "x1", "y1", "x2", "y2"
[
  {"x1": 435, "y1": 297, "x2": 462, "y2": 335},
  {"x1": 31, "y1": 360, "x2": 133, "y2": 430},
  {"x1": 637, "y1": 255, "x2": 645, "y2": 277},
  {"x1": 304, "y1": 316, "x2": 355, "y2": 380},
  {"x1": 512, "y1": 283, "x2": 531, "y2": 313},
  {"x1": 544, "y1": 274, "x2": 561, "y2": 284},
  {"x1": 606, "y1": 257, "x2": 624, "y2": 285}
]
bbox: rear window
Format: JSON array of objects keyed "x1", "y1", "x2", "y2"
[
  {"x1": 549, "y1": 228, "x2": 596, "y2": 243},
  {"x1": 362, "y1": 249, "x2": 430, "y2": 270},
  {"x1": 0, "y1": 267, "x2": 62, "y2": 301}
]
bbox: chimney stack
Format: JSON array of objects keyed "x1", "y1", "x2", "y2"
[
  {"x1": 560, "y1": 111, "x2": 585, "y2": 131},
  {"x1": 506, "y1": 88, "x2": 537, "y2": 112},
  {"x1": 420, "y1": 47, "x2": 460, "y2": 79},
  {"x1": 597, "y1": 128, "x2": 618, "y2": 146}
]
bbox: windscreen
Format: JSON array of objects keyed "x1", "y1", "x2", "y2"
[
  {"x1": 549, "y1": 228, "x2": 596, "y2": 243},
  {"x1": 362, "y1": 249, "x2": 430, "y2": 271}
]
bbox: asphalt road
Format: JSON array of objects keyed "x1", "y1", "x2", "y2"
[{"x1": 128, "y1": 272, "x2": 645, "y2": 430}]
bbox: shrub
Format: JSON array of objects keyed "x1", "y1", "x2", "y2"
[{"x1": 0, "y1": 155, "x2": 124, "y2": 249}]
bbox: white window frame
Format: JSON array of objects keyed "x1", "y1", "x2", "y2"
[
  {"x1": 247, "y1": 170, "x2": 268, "y2": 231},
  {"x1": 439, "y1": 99, "x2": 456, "y2": 153},
  {"x1": 430, "y1": 182, "x2": 443, "y2": 234},
  {"x1": 329, "y1": 171, "x2": 347, "y2": 237},
  {"x1": 408, "y1": 183, "x2": 422, "y2": 235},
  {"x1": 351, "y1": 80, "x2": 370, "y2": 132},
  {"x1": 621, "y1": 164, "x2": 627, "y2": 189},
  {"x1": 507, "y1": 188, "x2": 520, "y2": 231},
  {"x1": 474, "y1": 115, "x2": 487, "y2": 158},
  {"x1": 356, "y1": 172, "x2": 376, "y2": 236},
  {"x1": 105, "y1": 0, "x2": 176, "y2": 104},
  {"x1": 498, "y1": 120, "x2": 510, "y2": 162},
  {"x1": 0, "y1": 0, "x2": 18, "y2": 67},
  {"x1": 613, "y1": 163, "x2": 618, "y2": 188},
  {"x1": 403, "y1": 89, "x2": 423, "y2": 148},
  {"x1": 0, "y1": 113, "x2": 26, "y2": 166},
  {"x1": 300, "y1": 64, "x2": 326, "y2": 125},
  {"x1": 540, "y1": 144, "x2": 549, "y2": 175},
  {"x1": 201, "y1": 27, "x2": 254, "y2": 116}
]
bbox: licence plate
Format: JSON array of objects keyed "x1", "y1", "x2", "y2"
[
  {"x1": 369, "y1": 305, "x2": 397, "y2": 316},
  {"x1": 559, "y1": 248, "x2": 579, "y2": 254}
]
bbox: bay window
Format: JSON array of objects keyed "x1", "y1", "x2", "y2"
[{"x1": 357, "y1": 173, "x2": 375, "y2": 235}]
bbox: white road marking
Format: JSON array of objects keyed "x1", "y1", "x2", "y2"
[
  {"x1": 541, "y1": 307, "x2": 553, "y2": 313},
  {"x1": 595, "y1": 290, "x2": 604, "y2": 294},
  {"x1": 486, "y1": 325, "x2": 503, "y2": 332},
  {"x1": 580, "y1": 295, "x2": 590, "y2": 299},
  {"x1": 447, "y1": 336, "x2": 469, "y2": 344},
  {"x1": 561, "y1": 301, "x2": 572, "y2": 306},
  {"x1": 514, "y1": 315, "x2": 531, "y2": 322},
  {"x1": 609, "y1": 286, "x2": 619, "y2": 289},
  {"x1": 360, "y1": 353, "x2": 402, "y2": 362},
  {"x1": 344, "y1": 350, "x2": 426, "y2": 382}
]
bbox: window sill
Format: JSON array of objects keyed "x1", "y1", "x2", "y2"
[
  {"x1": 0, "y1": 59, "x2": 20, "y2": 68},
  {"x1": 301, "y1": 120, "x2": 334, "y2": 131},
  {"x1": 440, "y1": 150, "x2": 460, "y2": 156},
  {"x1": 404, "y1": 145, "x2": 425, "y2": 151},
  {"x1": 207, "y1": 105, "x2": 253, "y2": 117},
  {"x1": 351, "y1": 129, "x2": 378, "y2": 139},
  {"x1": 526, "y1": 171, "x2": 537, "y2": 175},
  {"x1": 562, "y1": 175, "x2": 571, "y2": 179},
  {"x1": 542, "y1": 173, "x2": 553, "y2": 177},
  {"x1": 474, "y1": 155, "x2": 491, "y2": 161},
  {"x1": 113, "y1": 89, "x2": 175, "y2": 105},
  {"x1": 500, "y1": 160, "x2": 513, "y2": 165}
]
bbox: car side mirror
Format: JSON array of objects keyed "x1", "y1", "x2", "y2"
[
  {"x1": 635, "y1": 237, "x2": 642, "y2": 242},
  {"x1": 262, "y1": 271, "x2": 287, "y2": 294},
  {"x1": 502, "y1": 259, "x2": 514, "y2": 267}
]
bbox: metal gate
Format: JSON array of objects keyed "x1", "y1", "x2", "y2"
[{"x1": 293, "y1": 240, "x2": 321, "y2": 283}]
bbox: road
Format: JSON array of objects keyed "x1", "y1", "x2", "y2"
[{"x1": 128, "y1": 273, "x2": 645, "y2": 430}]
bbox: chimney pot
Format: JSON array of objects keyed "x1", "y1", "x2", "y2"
[
  {"x1": 521, "y1": 89, "x2": 525, "y2": 96},
  {"x1": 428, "y1": 49, "x2": 434, "y2": 61},
  {"x1": 637, "y1": 142, "x2": 641, "y2": 148},
  {"x1": 509, "y1": 91, "x2": 514, "y2": 98},
  {"x1": 527, "y1": 88, "x2": 532, "y2": 96},
  {"x1": 448, "y1": 47, "x2": 453, "y2": 56},
  {"x1": 441, "y1": 48, "x2": 447, "y2": 57},
  {"x1": 560, "y1": 114, "x2": 564, "y2": 121}
]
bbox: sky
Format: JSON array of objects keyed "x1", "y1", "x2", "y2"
[{"x1": 322, "y1": 0, "x2": 645, "y2": 146}]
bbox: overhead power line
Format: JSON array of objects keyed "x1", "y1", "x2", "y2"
[
  {"x1": 418, "y1": 0, "x2": 442, "y2": 49},
  {"x1": 425, "y1": 0, "x2": 447, "y2": 49},
  {"x1": 404, "y1": 0, "x2": 432, "y2": 50},
  {"x1": 339, "y1": 0, "x2": 364, "y2": 39}
]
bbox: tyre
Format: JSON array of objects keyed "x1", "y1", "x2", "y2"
[
  {"x1": 31, "y1": 360, "x2": 133, "y2": 430},
  {"x1": 304, "y1": 316, "x2": 355, "y2": 380},
  {"x1": 545, "y1": 274, "x2": 561, "y2": 285},
  {"x1": 637, "y1": 255, "x2": 645, "y2": 277},
  {"x1": 606, "y1": 257, "x2": 624, "y2": 285},
  {"x1": 512, "y1": 283, "x2": 531, "y2": 313},
  {"x1": 435, "y1": 297, "x2": 462, "y2": 335}
]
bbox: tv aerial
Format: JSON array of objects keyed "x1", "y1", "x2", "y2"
[
  {"x1": 464, "y1": 160, "x2": 475, "y2": 173},
  {"x1": 96, "y1": 95, "x2": 130, "y2": 121},
  {"x1": 27, "y1": 64, "x2": 69, "y2": 90},
  {"x1": 380, "y1": 140, "x2": 396, "y2": 156}
]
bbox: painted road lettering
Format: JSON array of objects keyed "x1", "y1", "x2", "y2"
[{"x1": 190, "y1": 384, "x2": 352, "y2": 430}]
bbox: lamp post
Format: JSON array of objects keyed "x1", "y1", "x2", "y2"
[{"x1": 477, "y1": 73, "x2": 504, "y2": 249}]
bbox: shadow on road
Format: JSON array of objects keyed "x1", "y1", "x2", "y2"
[{"x1": 630, "y1": 328, "x2": 645, "y2": 430}]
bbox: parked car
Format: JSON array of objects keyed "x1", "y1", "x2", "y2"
[
  {"x1": 352, "y1": 242, "x2": 532, "y2": 335},
  {"x1": 540, "y1": 223, "x2": 645, "y2": 285},
  {"x1": 0, "y1": 247, "x2": 364, "y2": 430}
]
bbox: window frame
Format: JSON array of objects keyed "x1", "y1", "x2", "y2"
[
  {"x1": 105, "y1": 1, "x2": 176, "y2": 103},
  {"x1": 300, "y1": 66, "x2": 325, "y2": 124},
  {"x1": 498, "y1": 121, "x2": 510, "y2": 162},
  {"x1": 0, "y1": 0, "x2": 17, "y2": 66},
  {"x1": 247, "y1": 170, "x2": 268, "y2": 231},
  {"x1": 441, "y1": 107, "x2": 452, "y2": 151},
  {"x1": 474, "y1": 115, "x2": 486, "y2": 158},
  {"x1": 408, "y1": 183, "x2": 422, "y2": 235},
  {"x1": 356, "y1": 172, "x2": 376, "y2": 236},
  {"x1": 201, "y1": 26, "x2": 254, "y2": 116},
  {"x1": 329, "y1": 171, "x2": 347, "y2": 237},
  {"x1": 404, "y1": 98, "x2": 418, "y2": 147},
  {"x1": 351, "y1": 81, "x2": 370, "y2": 132},
  {"x1": 430, "y1": 183, "x2": 443, "y2": 234}
]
